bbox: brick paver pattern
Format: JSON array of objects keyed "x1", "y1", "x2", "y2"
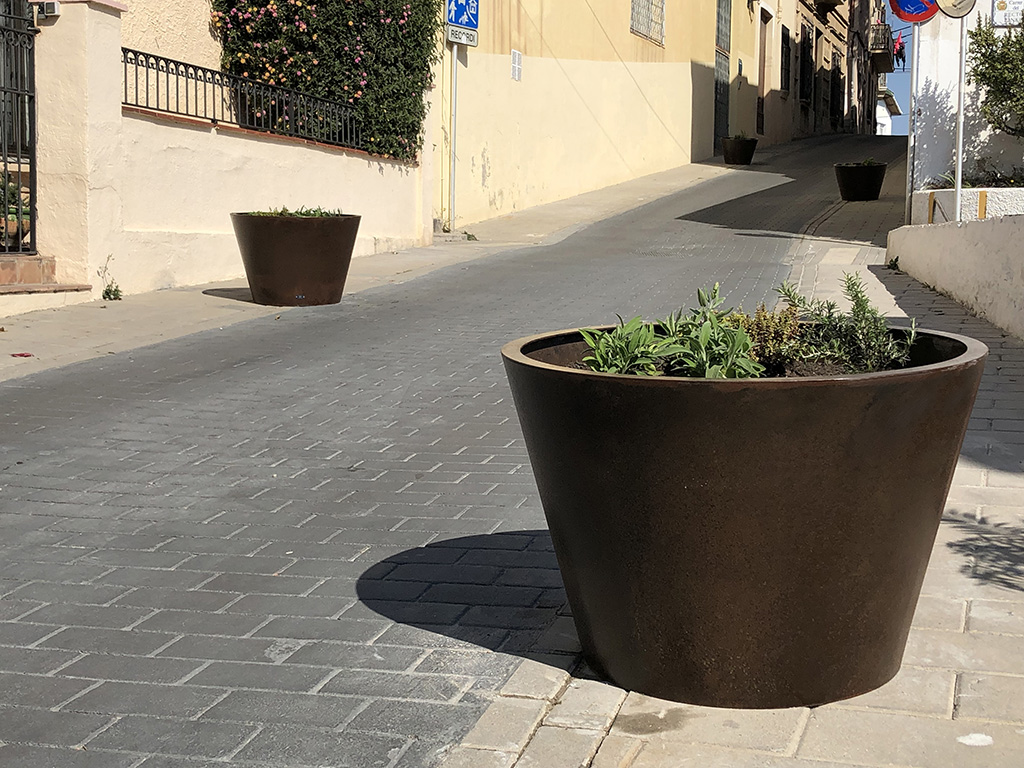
[{"x1": 0, "y1": 135, "x2": 951, "y2": 768}]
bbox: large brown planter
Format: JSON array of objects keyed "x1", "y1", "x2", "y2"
[
  {"x1": 230, "y1": 213, "x2": 360, "y2": 306},
  {"x1": 501, "y1": 328, "x2": 987, "y2": 708},
  {"x1": 721, "y1": 137, "x2": 758, "y2": 165},
  {"x1": 835, "y1": 163, "x2": 888, "y2": 201}
]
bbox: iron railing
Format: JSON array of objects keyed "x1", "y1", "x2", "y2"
[
  {"x1": 869, "y1": 23, "x2": 895, "y2": 74},
  {"x1": 121, "y1": 48, "x2": 363, "y2": 151},
  {"x1": 0, "y1": 0, "x2": 35, "y2": 255}
]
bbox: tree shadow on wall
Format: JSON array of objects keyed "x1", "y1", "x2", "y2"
[{"x1": 915, "y1": 77, "x2": 1023, "y2": 188}]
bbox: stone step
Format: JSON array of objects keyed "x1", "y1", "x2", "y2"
[
  {"x1": 0, "y1": 254, "x2": 56, "y2": 286},
  {"x1": 0, "y1": 282, "x2": 91, "y2": 295}
]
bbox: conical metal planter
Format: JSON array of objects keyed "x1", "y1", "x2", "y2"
[
  {"x1": 231, "y1": 213, "x2": 360, "y2": 306},
  {"x1": 501, "y1": 328, "x2": 987, "y2": 708}
]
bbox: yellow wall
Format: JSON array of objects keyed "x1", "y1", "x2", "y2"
[
  {"x1": 121, "y1": 0, "x2": 222, "y2": 68},
  {"x1": 434, "y1": 0, "x2": 719, "y2": 228}
]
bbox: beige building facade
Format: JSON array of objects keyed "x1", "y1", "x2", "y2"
[{"x1": 1, "y1": 0, "x2": 881, "y2": 316}]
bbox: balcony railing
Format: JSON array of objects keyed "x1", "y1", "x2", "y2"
[
  {"x1": 869, "y1": 24, "x2": 895, "y2": 74},
  {"x1": 121, "y1": 48, "x2": 363, "y2": 152}
]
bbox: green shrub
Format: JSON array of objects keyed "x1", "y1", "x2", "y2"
[
  {"x1": 211, "y1": 0, "x2": 443, "y2": 161},
  {"x1": 578, "y1": 277, "x2": 915, "y2": 379}
]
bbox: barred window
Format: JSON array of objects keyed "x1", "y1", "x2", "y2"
[
  {"x1": 780, "y1": 26, "x2": 792, "y2": 94},
  {"x1": 631, "y1": 0, "x2": 666, "y2": 46}
]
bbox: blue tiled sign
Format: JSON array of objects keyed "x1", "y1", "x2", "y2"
[{"x1": 447, "y1": 0, "x2": 479, "y2": 31}]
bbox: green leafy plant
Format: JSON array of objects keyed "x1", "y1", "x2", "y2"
[
  {"x1": 579, "y1": 277, "x2": 916, "y2": 379},
  {"x1": 248, "y1": 206, "x2": 346, "y2": 217},
  {"x1": 97, "y1": 255, "x2": 122, "y2": 301},
  {"x1": 1, "y1": 173, "x2": 27, "y2": 216},
  {"x1": 580, "y1": 316, "x2": 683, "y2": 376},
  {"x1": 837, "y1": 157, "x2": 883, "y2": 167},
  {"x1": 661, "y1": 285, "x2": 764, "y2": 379},
  {"x1": 211, "y1": 0, "x2": 444, "y2": 161},
  {"x1": 732, "y1": 130, "x2": 750, "y2": 140},
  {"x1": 777, "y1": 273, "x2": 916, "y2": 373},
  {"x1": 579, "y1": 286, "x2": 764, "y2": 380},
  {"x1": 968, "y1": 17, "x2": 1024, "y2": 138}
]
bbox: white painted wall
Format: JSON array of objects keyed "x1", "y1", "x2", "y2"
[
  {"x1": 117, "y1": 112, "x2": 432, "y2": 295},
  {"x1": 876, "y1": 101, "x2": 892, "y2": 136},
  {"x1": 914, "y1": 11, "x2": 1024, "y2": 194},
  {"x1": 889, "y1": 215, "x2": 1024, "y2": 340},
  {"x1": 911, "y1": 187, "x2": 1024, "y2": 223}
]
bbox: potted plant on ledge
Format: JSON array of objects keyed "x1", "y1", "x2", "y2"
[
  {"x1": 721, "y1": 131, "x2": 758, "y2": 165},
  {"x1": 230, "y1": 207, "x2": 361, "y2": 306},
  {"x1": 501, "y1": 276, "x2": 986, "y2": 709},
  {"x1": 835, "y1": 158, "x2": 888, "y2": 201}
]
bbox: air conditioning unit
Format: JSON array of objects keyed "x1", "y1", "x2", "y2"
[{"x1": 36, "y1": 1, "x2": 61, "y2": 18}]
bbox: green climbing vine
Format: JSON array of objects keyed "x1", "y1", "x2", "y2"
[{"x1": 211, "y1": 0, "x2": 444, "y2": 161}]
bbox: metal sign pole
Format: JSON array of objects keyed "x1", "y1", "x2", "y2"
[
  {"x1": 448, "y1": 42, "x2": 459, "y2": 232},
  {"x1": 905, "y1": 22, "x2": 920, "y2": 224},
  {"x1": 954, "y1": 14, "x2": 967, "y2": 223}
]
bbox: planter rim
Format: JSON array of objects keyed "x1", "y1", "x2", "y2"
[
  {"x1": 834, "y1": 162, "x2": 887, "y2": 169},
  {"x1": 229, "y1": 212, "x2": 361, "y2": 220},
  {"x1": 501, "y1": 326, "x2": 987, "y2": 386}
]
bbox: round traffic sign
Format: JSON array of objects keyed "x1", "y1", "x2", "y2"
[
  {"x1": 937, "y1": 0, "x2": 976, "y2": 17},
  {"x1": 889, "y1": 0, "x2": 940, "y2": 22}
]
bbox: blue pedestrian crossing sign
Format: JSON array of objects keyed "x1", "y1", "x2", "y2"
[{"x1": 447, "y1": 0, "x2": 479, "y2": 31}]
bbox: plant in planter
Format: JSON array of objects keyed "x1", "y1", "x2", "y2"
[
  {"x1": 230, "y1": 206, "x2": 361, "y2": 306},
  {"x1": 501, "y1": 276, "x2": 987, "y2": 709},
  {"x1": 1, "y1": 174, "x2": 30, "y2": 247},
  {"x1": 721, "y1": 131, "x2": 758, "y2": 165},
  {"x1": 835, "y1": 157, "x2": 888, "y2": 201}
]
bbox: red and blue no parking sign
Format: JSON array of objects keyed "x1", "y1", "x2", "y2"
[{"x1": 889, "y1": 0, "x2": 940, "y2": 22}]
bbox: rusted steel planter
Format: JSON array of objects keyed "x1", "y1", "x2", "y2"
[
  {"x1": 835, "y1": 163, "x2": 888, "y2": 201},
  {"x1": 721, "y1": 137, "x2": 758, "y2": 165},
  {"x1": 231, "y1": 213, "x2": 360, "y2": 306},
  {"x1": 501, "y1": 328, "x2": 987, "y2": 708}
]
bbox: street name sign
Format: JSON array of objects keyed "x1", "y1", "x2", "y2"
[
  {"x1": 446, "y1": 25, "x2": 478, "y2": 46},
  {"x1": 993, "y1": 0, "x2": 1024, "y2": 25}
]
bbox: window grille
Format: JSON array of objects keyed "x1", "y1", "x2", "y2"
[
  {"x1": 511, "y1": 50, "x2": 522, "y2": 82},
  {"x1": 799, "y1": 23, "x2": 814, "y2": 104},
  {"x1": 780, "y1": 26, "x2": 792, "y2": 94},
  {"x1": 631, "y1": 0, "x2": 665, "y2": 46}
]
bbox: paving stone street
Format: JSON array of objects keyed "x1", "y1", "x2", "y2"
[{"x1": 1, "y1": 135, "x2": 1023, "y2": 767}]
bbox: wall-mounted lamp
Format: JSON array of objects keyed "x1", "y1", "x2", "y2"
[{"x1": 35, "y1": 1, "x2": 61, "y2": 20}]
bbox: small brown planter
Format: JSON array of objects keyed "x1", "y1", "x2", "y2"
[
  {"x1": 835, "y1": 163, "x2": 888, "y2": 201},
  {"x1": 501, "y1": 328, "x2": 987, "y2": 708},
  {"x1": 721, "y1": 137, "x2": 758, "y2": 165},
  {"x1": 230, "y1": 213, "x2": 361, "y2": 306}
]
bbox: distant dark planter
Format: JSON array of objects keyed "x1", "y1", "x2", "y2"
[
  {"x1": 230, "y1": 213, "x2": 360, "y2": 306},
  {"x1": 721, "y1": 137, "x2": 758, "y2": 165},
  {"x1": 501, "y1": 328, "x2": 987, "y2": 709},
  {"x1": 835, "y1": 163, "x2": 888, "y2": 201}
]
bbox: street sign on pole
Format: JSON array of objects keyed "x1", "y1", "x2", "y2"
[
  {"x1": 993, "y1": 0, "x2": 1024, "y2": 26},
  {"x1": 890, "y1": 0, "x2": 940, "y2": 22},
  {"x1": 447, "y1": 0, "x2": 478, "y2": 31},
  {"x1": 446, "y1": 0, "x2": 479, "y2": 48},
  {"x1": 446, "y1": 25, "x2": 478, "y2": 47},
  {"x1": 937, "y1": 0, "x2": 976, "y2": 16}
]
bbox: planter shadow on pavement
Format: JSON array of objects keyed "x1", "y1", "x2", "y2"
[
  {"x1": 202, "y1": 286, "x2": 257, "y2": 303},
  {"x1": 356, "y1": 530, "x2": 579, "y2": 658}
]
